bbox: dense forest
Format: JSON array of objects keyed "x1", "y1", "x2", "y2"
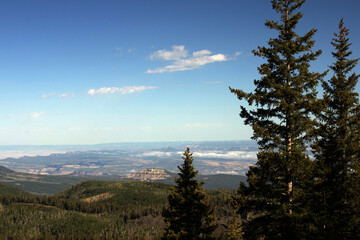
[{"x1": 0, "y1": 180, "x2": 235, "y2": 239}]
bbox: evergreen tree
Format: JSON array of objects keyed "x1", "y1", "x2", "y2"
[
  {"x1": 162, "y1": 148, "x2": 216, "y2": 240},
  {"x1": 229, "y1": 0, "x2": 325, "y2": 238},
  {"x1": 312, "y1": 19, "x2": 360, "y2": 239},
  {"x1": 226, "y1": 215, "x2": 244, "y2": 240},
  {"x1": 226, "y1": 197, "x2": 244, "y2": 240}
]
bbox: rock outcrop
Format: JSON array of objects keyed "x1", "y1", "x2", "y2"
[{"x1": 127, "y1": 168, "x2": 171, "y2": 181}]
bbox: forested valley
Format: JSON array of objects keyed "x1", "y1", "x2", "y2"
[{"x1": 0, "y1": 180, "x2": 235, "y2": 239}]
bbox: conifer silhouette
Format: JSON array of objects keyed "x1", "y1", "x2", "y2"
[{"x1": 162, "y1": 148, "x2": 216, "y2": 240}]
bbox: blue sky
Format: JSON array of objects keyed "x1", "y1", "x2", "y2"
[{"x1": 0, "y1": 0, "x2": 360, "y2": 145}]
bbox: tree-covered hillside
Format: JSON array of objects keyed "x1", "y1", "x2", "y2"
[
  {"x1": 57, "y1": 180, "x2": 169, "y2": 207},
  {"x1": 0, "y1": 165, "x2": 84, "y2": 195},
  {"x1": 0, "y1": 180, "x2": 235, "y2": 239},
  {"x1": 0, "y1": 164, "x2": 246, "y2": 195},
  {"x1": 0, "y1": 183, "x2": 31, "y2": 196}
]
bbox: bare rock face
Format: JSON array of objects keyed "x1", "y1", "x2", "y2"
[{"x1": 127, "y1": 168, "x2": 171, "y2": 181}]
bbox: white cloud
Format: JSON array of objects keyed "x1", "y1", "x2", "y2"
[
  {"x1": 146, "y1": 45, "x2": 229, "y2": 73},
  {"x1": 194, "y1": 151, "x2": 257, "y2": 160},
  {"x1": 20, "y1": 112, "x2": 45, "y2": 119},
  {"x1": 4, "y1": 112, "x2": 44, "y2": 119},
  {"x1": 149, "y1": 45, "x2": 188, "y2": 61},
  {"x1": 229, "y1": 51, "x2": 243, "y2": 60},
  {"x1": 192, "y1": 49, "x2": 211, "y2": 57},
  {"x1": 141, "y1": 151, "x2": 176, "y2": 157},
  {"x1": 212, "y1": 170, "x2": 239, "y2": 175},
  {"x1": 41, "y1": 93, "x2": 56, "y2": 99},
  {"x1": 234, "y1": 51, "x2": 242, "y2": 57},
  {"x1": 59, "y1": 92, "x2": 75, "y2": 98},
  {"x1": 88, "y1": 86, "x2": 159, "y2": 96},
  {"x1": 135, "y1": 150, "x2": 257, "y2": 161},
  {"x1": 41, "y1": 92, "x2": 74, "y2": 99}
]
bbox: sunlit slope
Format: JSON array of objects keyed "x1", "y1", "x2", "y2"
[{"x1": 56, "y1": 180, "x2": 169, "y2": 206}]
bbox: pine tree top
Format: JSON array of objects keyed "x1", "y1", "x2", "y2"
[
  {"x1": 230, "y1": 0, "x2": 325, "y2": 150},
  {"x1": 162, "y1": 148, "x2": 216, "y2": 240},
  {"x1": 320, "y1": 19, "x2": 359, "y2": 125}
]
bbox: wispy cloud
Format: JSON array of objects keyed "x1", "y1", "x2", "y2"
[
  {"x1": 229, "y1": 51, "x2": 243, "y2": 60},
  {"x1": 59, "y1": 92, "x2": 75, "y2": 98},
  {"x1": 149, "y1": 45, "x2": 188, "y2": 61},
  {"x1": 212, "y1": 170, "x2": 240, "y2": 175},
  {"x1": 146, "y1": 45, "x2": 229, "y2": 73},
  {"x1": 115, "y1": 47, "x2": 135, "y2": 54},
  {"x1": 26, "y1": 112, "x2": 44, "y2": 119},
  {"x1": 41, "y1": 93, "x2": 56, "y2": 99},
  {"x1": 88, "y1": 86, "x2": 159, "y2": 96},
  {"x1": 7, "y1": 112, "x2": 45, "y2": 120},
  {"x1": 136, "y1": 150, "x2": 257, "y2": 161},
  {"x1": 41, "y1": 92, "x2": 75, "y2": 99},
  {"x1": 234, "y1": 51, "x2": 242, "y2": 57},
  {"x1": 194, "y1": 151, "x2": 257, "y2": 159}
]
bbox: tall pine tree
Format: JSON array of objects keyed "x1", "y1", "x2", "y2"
[
  {"x1": 162, "y1": 148, "x2": 216, "y2": 240},
  {"x1": 312, "y1": 19, "x2": 360, "y2": 239},
  {"x1": 229, "y1": 0, "x2": 325, "y2": 238}
]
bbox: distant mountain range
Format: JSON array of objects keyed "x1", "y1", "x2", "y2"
[
  {"x1": 0, "y1": 140, "x2": 257, "y2": 177},
  {"x1": 0, "y1": 141, "x2": 254, "y2": 194},
  {"x1": 0, "y1": 165, "x2": 246, "y2": 195}
]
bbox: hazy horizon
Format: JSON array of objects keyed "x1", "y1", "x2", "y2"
[{"x1": 0, "y1": 140, "x2": 258, "y2": 176}]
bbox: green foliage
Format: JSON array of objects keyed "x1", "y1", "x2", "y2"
[
  {"x1": 230, "y1": 0, "x2": 325, "y2": 238},
  {"x1": 0, "y1": 180, "x2": 235, "y2": 239},
  {"x1": 57, "y1": 180, "x2": 168, "y2": 206},
  {"x1": 226, "y1": 215, "x2": 244, "y2": 240},
  {"x1": 0, "y1": 183, "x2": 31, "y2": 196},
  {"x1": 225, "y1": 194, "x2": 244, "y2": 240},
  {"x1": 0, "y1": 165, "x2": 85, "y2": 195},
  {"x1": 312, "y1": 19, "x2": 360, "y2": 239},
  {"x1": 0, "y1": 203, "x2": 113, "y2": 239},
  {"x1": 0, "y1": 165, "x2": 15, "y2": 174},
  {"x1": 162, "y1": 148, "x2": 216, "y2": 240}
]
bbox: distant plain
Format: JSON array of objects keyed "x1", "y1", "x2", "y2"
[{"x1": 0, "y1": 140, "x2": 257, "y2": 176}]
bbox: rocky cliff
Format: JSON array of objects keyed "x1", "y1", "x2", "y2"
[{"x1": 127, "y1": 168, "x2": 172, "y2": 181}]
